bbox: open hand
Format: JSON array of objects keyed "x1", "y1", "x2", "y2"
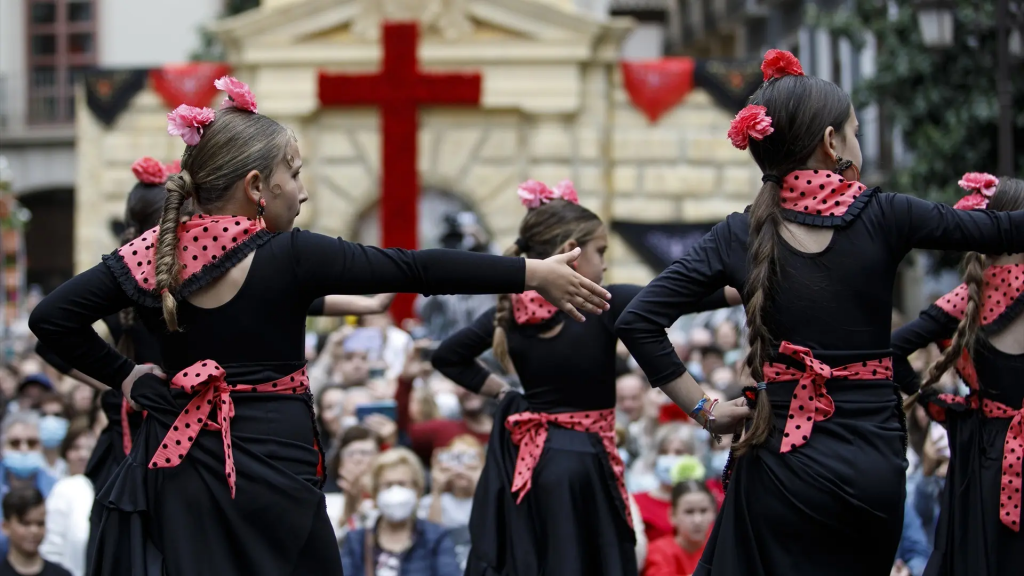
[
  {"x1": 362, "y1": 413, "x2": 398, "y2": 445},
  {"x1": 121, "y1": 364, "x2": 166, "y2": 410},
  {"x1": 525, "y1": 248, "x2": 610, "y2": 322}
]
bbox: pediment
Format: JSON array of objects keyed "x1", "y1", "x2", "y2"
[{"x1": 210, "y1": 0, "x2": 626, "y2": 65}]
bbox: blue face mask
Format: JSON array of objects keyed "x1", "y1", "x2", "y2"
[
  {"x1": 707, "y1": 450, "x2": 730, "y2": 475},
  {"x1": 39, "y1": 416, "x2": 69, "y2": 449},
  {"x1": 655, "y1": 454, "x2": 684, "y2": 486},
  {"x1": 4, "y1": 451, "x2": 46, "y2": 478}
]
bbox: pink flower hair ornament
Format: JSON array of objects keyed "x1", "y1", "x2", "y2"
[
  {"x1": 214, "y1": 76, "x2": 258, "y2": 113},
  {"x1": 167, "y1": 104, "x2": 216, "y2": 146},
  {"x1": 728, "y1": 105, "x2": 774, "y2": 150},
  {"x1": 954, "y1": 172, "x2": 1000, "y2": 210},
  {"x1": 517, "y1": 179, "x2": 580, "y2": 209},
  {"x1": 131, "y1": 157, "x2": 167, "y2": 185},
  {"x1": 761, "y1": 49, "x2": 805, "y2": 81}
]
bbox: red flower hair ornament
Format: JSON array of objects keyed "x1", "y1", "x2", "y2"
[
  {"x1": 761, "y1": 49, "x2": 805, "y2": 81},
  {"x1": 131, "y1": 157, "x2": 167, "y2": 185},
  {"x1": 164, "y1": 159, "x2": 181, "y2": 176},
  {"x1": 954, "y1": 172, "x2": 999, "y2": 210},
  {"x1": 517, "y1": 179, "x2": 580, "y2": 209},
  {"x1": 728, "y1": 105, "x2": 774, "y2": 150}
]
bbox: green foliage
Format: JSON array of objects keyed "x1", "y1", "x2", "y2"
[
  {"x1": 814, "y1": 0, "x2": 1024, "y2": 204},
  {"x1": 190, "y1": 0, "x2": 261, "y2": 62}
]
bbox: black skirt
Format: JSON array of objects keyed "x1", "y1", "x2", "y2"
[
  {"x1": 696, "y1": 379, "x2": 906, "y2": 576},
  {"x1": 88, "y1": 366, "x2": 342, "y2": 576},
  {"x1": 465, "y1": 392, "x2": 636, "y2": 576},
  {"x1": 924, "y1": 395, "x2": 1023, "y2": 576}
]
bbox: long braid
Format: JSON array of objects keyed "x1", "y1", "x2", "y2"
[
  {"x1": 155, "y1": 171, "x2": 192, "y2": 331},
  {"x1": 922, "y1": 252, "x2": 986, "y2": 389},
  {"x1": 733, "y1": 182, "x2": 783, "y2": 455},
  {"x1": 492, "y1": 243, "x2": 522, "y2": 372}
]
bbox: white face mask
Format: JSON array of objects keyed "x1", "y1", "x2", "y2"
[
  {"x1": 340, "y1": 416, "x2": 359, "y2": 430},
  {"x1": 433, "y1": 392, "x2": 462, "y2": 420},
  {"x1": 707, "y1": 450, "x2": 730, "y2": 475},
  {"x1": 376, "y1": 485, "x2": 418, "y2": 522},
  {"x1": 655, "y1": 454, "x2": 684, "y2": 486}
]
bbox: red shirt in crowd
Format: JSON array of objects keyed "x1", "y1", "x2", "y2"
[
  {"x1": 634, "y1": 491, "x2": 673, "y2": 543},
  {"x1": 643, "y1": 535, "x2": 705, "y2": 576},
  {"x1": 395, "y1": 376, "x2": 490, "y2": 463}
]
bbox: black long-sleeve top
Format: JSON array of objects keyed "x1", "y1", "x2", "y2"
[
  {"x1": 432, "y1": 285, "x2": 729, "y2": 413},
  {"x1": 29, "y1": 229, "x2": 525, "y2": 388},
  {"x1": 616, "y1": 191, "x2": 1024, "y2": 386}
]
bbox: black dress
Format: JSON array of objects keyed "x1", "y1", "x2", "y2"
[
  {"x1": 615, "y1": 172, "x2": 1024, "y2": 576},
  {"x1": 431, "y1": 284, "x2": 730, "y2": 576},
  {"x1": 891, "y1": 263, "x2": 1024, "y2": 576},
  {"x1": 29, "y1": 217, "x2": 527, "y2": 576}
]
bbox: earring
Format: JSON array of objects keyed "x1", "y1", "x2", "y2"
[
  {"x1": 834, "y1": 155, "x2": 853, "y2": 175},
  {"x1": 256, "y1": 197, "x2": 266, "y2": 228}
]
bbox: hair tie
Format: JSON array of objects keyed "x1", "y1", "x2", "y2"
[
  {"x1": 756, "y1": 382, "x2": 767, "y2": 390},
  {"x1": 514, "y1": 238, "x2": 530, "y2": 253},
  {"x1": 160, "y1": 289, "x2": 169, "y2": 296},
  {"x1": 761, "y1": 174, "x2": 781, "y2": 185}
]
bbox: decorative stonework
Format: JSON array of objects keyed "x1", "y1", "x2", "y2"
[
  {"x1": 74, "y1": 0, "x2": 761, "y2": 287},
  {"x1": 351, "y1": 0, "x2": 474, "y2": 41}
]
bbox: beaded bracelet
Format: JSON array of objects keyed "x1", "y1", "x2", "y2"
[
  {"x1": 689, "y1": 396, "x2": 709, "y2": 419},
  {"x1": 691, "y1": 394, "x2": 722, "y2": 444}
]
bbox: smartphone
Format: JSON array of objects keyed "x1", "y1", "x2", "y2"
[
  {"x1": 355, "y1": 400, "x2": 397, "y2": 422},
  {"x1": 368, "y1": 367, "x2": 386, "y2": 379}
]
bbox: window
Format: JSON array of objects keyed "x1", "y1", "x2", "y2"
[
  {"x1": 25, "y1": 0, "x2": 97, "y2": 125},
  {"x1": 67, "y1": 1, "x2": 91, "y2": 21}
]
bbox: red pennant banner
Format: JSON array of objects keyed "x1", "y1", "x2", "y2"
[
  {"x1": 621, "y1": 58, "x2": 696, "y2": 123},
  {"x1": 149, "y1": 63, "x2": 232, "y2": 110}
]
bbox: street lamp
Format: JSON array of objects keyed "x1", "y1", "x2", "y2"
[{"x1": 914, "y1": 0, "x2": 956, "y2": 48}]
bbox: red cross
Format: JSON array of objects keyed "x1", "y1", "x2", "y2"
[{"x1": 319, "y1": 22, "x2": 482, "y2": 322}]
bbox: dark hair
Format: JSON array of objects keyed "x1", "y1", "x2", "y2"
[
  {"x1": 2, "y1": 487, "x2": 45, "y2": 521},
  {"x1": 922, "y1": 178, "x2": 1024, "y2": 390},
  {"x1": 735, "y1": 74, "x2": 853, "y2": 456},
  {"x1": 325, "y1": 425, "x2": 381, "y2": 486},
  {"x1": 118, "y1": 180, "x2": 167, "y2": 358},
  {"x1": 314, "y1": 384, "x2": 344, "y2": 437},
  {"x1": 37, "y1": 392, "x2": 68, "y2": 417},
  {"x1": 698, "y1": 345, "x2": 724, "y2": 360},
  {"x1": 492, "y1": 199, "x2": 604, "y2": 369},
  {"x1": 671, "y1": 479, "x2": 715, "y2": 510},
  {"x1": 58, "y1": 420, "x2": 93, "y2": 460},
  {"x1": 156, "y1": 107, "x2": 294, "y2": 331}
]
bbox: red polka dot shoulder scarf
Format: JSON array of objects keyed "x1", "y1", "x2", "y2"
[
  {"x1": 102, "y1": 214, "x2": 272, "y2": 307},
  {"x1": 926, "y1": 264, "x2": 1024, "y2": 532},
  {"x1": 776, "y1": 169, "x2": 875, "y2": 227}
]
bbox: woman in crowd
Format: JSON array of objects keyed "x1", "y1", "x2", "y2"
[
  {"x1": 632, "y1": 423, "x2": 703, "y2": 543},
  {"x1": 0, "y1": 412, "x2": 56, "y2": 557},
  {"x1": 643, "y1": 480, "x2": 717, "y2": 576},
  {"x1": 39, "y1": 423, "x2": 97, "y2": 576},
  {"x1": 325, "y1": 425, "x2": 382, "y2": 543},
  {"x1": 615, "y1": 50, "x2": 1024, "y2": 575},
  {"x1": 419, "y1": 434, "x2": 484, "y2": 529},
  {"x1": 37, "y1": 394, "x2": 70, "y2": 480},
  {"x1": 432, "y1": 180, "x2": 739, "y2": 576},
  {"x1": 341, "y1": 447, "x2": 460, "y2": 576},
  {"x1": 891, "y1": 174, "x2": 1024, "y2": 576},
  {"x1": 28, "y1": 76, "x2": 612, "y2": 576}
]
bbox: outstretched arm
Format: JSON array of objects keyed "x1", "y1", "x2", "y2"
[{"x1": 889, "y1": 193, "x2": 1024, "y2": 255}]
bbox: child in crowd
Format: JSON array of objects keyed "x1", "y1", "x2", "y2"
[
  {"x1": 0, "y1": 488, "x2": 71, "y2": 576},
  {"x1": 643, "y1": 481, "x2": 717, "y2": 576}
]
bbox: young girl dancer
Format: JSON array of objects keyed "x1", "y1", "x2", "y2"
[
  {"x1": 28, "y1": 77, "x2": 610, "y2": 576},
  {"x1": 615, "y1": 50, "x2": 1024, "y2": 576},
  {"x1": 891, "y1": 174, "x2": 1024, "y2": 576},
  {"x1": 431, "y1": 180, "x2": 739, "y2": 576}
]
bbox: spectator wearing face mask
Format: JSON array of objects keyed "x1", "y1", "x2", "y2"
[
  {"x1": 642, "y1": 480, "x2": 717, "y2": 576},
  {"x1": 35, "y1": 396, "x2": 68, "y2": 481},
  {"x1": 341, "y1": 448, "x2": 460, "y2": 576},
  {"x1": 38, "y1": 424, "x2": 96, "y2": 576},
  {"x1": 325, "y1": 426, "x2": 382, "y2": 543},
  {"x1": 419, "y1": 435, "x2": 483, "y2": 572},
  {"x1": 0, "y1": 489, "x2": 72, "y2": 576},
  {"x1": 0, "y1": 413, "x2": 55, "y2": 557},
  {"x1": 632, "y1": 424, "x2": 700, "y2": 543}
]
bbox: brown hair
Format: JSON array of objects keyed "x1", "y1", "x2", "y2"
[
  {"x1": 118, "y1": 181, "x2": 167, "y2": 358},
  {"x1": 155, "y1": 107, "x2": 293, "y2": 331},
  {"x1": 492, "y1": 199, "x2": 603, "y2": 369},
  {"x1": 58, "y1": 420, "x2": 94, "y2": 461},
  {"x1": 921, "y1": 178, "x2": 1024, "y2": 390},
  {"x1": 734, "y1": 74, "x2": 852, "y2": 455}
]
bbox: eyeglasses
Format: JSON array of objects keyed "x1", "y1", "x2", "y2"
[
  {"x1": 342, "y1": 448, "x2": 377, "y2": 460},
  {"x1": 6, "y1": 438, "x2": 41, "y2": 450}
]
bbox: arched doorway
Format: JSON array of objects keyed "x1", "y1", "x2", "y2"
[
  {"x1": 353, "y1": 187, "x2": 492, "y2": 251},
  {"x1": 18, "y1": 189, "x2": 74, "y2": 294}
]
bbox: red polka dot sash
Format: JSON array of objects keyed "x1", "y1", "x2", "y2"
[
  {"x1": 764, "y1": 341, "x2": 893, "y2": 453},
  {"x1": 779, "y1": 170, "x2": 868, "y2": 217},
  {"x1": 981, "y1": 397, "x2": 1024, "y2": 532},
  {"x1": 505, "y1": 408, "x2": 633, "y2": 528},
  {"x1": 147, "y1": 361, "x2": 310, "y2": 498},
  {"x1": 935, "y1": 264, "x2": 1024, "y2": 325},
  {"x1": 510, "y1": 290, "x2": 559, "y2": 325},
  {"x1": 117, "y1": 214, "x2": 263, "y2": 289}
]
